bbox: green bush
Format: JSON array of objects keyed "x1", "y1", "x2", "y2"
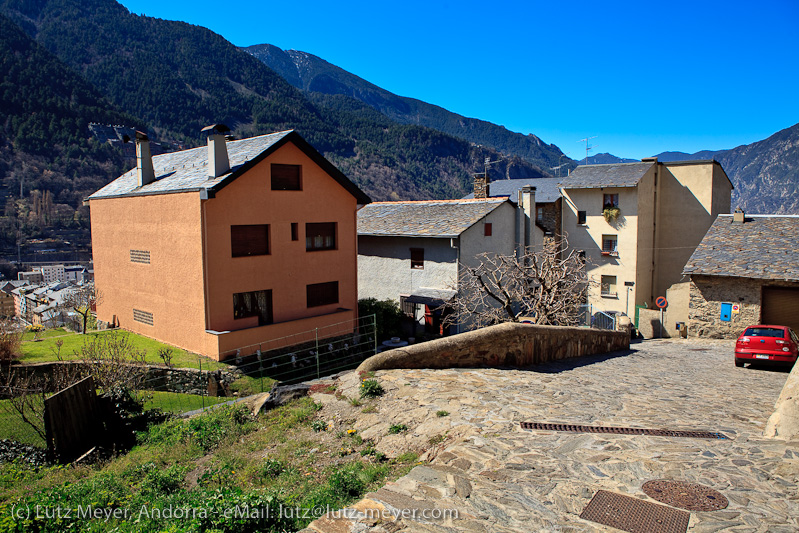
[
  {"x1": 358, "y1": 298, "x2": 404, "y2": 339},
  {"x1": 359, "y1": 379, "x2": 384, "y2": 398},
  {"x1": 388, "y1": 424, "x2": 408, "y2": 434}
]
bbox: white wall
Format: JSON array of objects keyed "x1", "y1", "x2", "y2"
[{"x1": 357, "y1": 236, "x2": 458, "y2": 302}]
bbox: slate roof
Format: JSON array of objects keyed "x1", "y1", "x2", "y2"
[
  {"x1": 558, "y1": 161, "x2": 655, "y2": 189},
  {"x1": 461, "y1": 177, "x2": 563, "y2": 203},
  {"x1": 358, "y1": 199, "x2": 509, "y2": 238},
  {"x1": 683, "y1": 215, "x2": 799, "y2": 281},
  {"x1": 89, "y1": 130, "x2": 370, "y2": 203}
]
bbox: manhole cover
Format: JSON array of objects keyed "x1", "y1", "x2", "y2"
[
  {"x1": 643, "y1": 480, "x2": 728, "y2": 511},
  {"x1": 580, "y1": 490, "x2": 689, "y2": 533}
]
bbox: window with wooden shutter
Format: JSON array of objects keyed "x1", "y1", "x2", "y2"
[
  {"x1": 231, "y1": 225, "x2": 269, "y2": 257},
  {"x1": 271, "y1": 164, "x2": 301, "y2": 190},
  {"x1": 307, "y1": 281, "x2": 339, "y2": 308}
]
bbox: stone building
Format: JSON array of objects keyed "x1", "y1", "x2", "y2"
[{"x1": 683, "y1": 212, "x2": 799, "y2": 338}]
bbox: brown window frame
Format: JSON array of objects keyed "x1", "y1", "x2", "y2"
[
  {"x1": 410, "y1": 248, "x2": 424, "y2": 269},
  {"x1": 233, "y1": 289, "x2": 273, "y2": 326},
  {"x1": 271, "y1": 164, "x2": 302, "y2": 190},
  {"x1": 603, "y1": 193, "x2": 619, "y2": 209},
  {"x1": 307, "y1": 281, "x2": 339, "y2": 308},
  {"x1": 231, "y1": 224, "x2": 270, "y2": 258},
  {"x1": 306, "y1": 222, "x2": 337, "y2": 251}
]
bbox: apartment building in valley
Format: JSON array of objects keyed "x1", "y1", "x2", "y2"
[
  {"x1": 560, "y1": 158, "x2": 732, "y2": 317},
  {"x1": 89, "y1": 127, "x2": 370, "y2": 360}
]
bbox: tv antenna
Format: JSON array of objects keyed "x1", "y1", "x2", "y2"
[
  {"x1": 578, "y1": 136, "x2": 597, "y2": 165},
  {"x1": 483, "y1": 156, "x2": 502, "y2": 179}
]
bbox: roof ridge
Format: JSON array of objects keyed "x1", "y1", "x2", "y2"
[{"x1": 365, "y1": 197, "x2": 509, "y2": 205}]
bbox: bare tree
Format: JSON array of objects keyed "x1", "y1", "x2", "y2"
[
  {"x1": 446, "y1": 238, "x2": 590, "y2": 329},
  {"x1": 62, "y1": 284, "x2": 102, "y2": 334}
]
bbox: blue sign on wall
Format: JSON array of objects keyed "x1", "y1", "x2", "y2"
[{"x1": 720, "y1": 302, "x2": 732, "y2": 322}]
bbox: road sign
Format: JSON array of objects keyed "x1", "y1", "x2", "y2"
[
  {"x1": 655, "y1": 296, "x2": 668, "y2": 309},
  {"x1": 732, "y1": 304, "x2": 740, "y2": 314}
]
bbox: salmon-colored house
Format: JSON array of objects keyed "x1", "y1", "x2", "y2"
[{"x1": 88, "y1": 127, "x2": 370, "y2": 360}]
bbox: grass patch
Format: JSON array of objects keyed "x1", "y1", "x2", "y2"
[
  {"x1": 0, "y1": 398, "x2": 419, "y2": 532},
  {"x1": 143, "y1": 391, "x2": 229, "y2": 414},
  {"x1": 19, "y1": 329, "x2": 224, "y2": 371},
  {"x1": 0, "y1": 399, "x2": 45, "y2": 448}
]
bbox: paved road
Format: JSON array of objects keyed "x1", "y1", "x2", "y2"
[{"x1": 305, "y1": 339, "x2": 798, "y2": 533}]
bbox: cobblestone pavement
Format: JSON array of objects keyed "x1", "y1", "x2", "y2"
[{"x1": 304, "y1": 339, "x2": 799, "y2": 533}]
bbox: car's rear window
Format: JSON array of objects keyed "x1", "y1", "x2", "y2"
[{"x1": 743, "y1": 327, "x2": 785, "y2": 338}]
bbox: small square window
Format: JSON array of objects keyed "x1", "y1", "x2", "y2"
[
  {"x1": 601, "y1": 275, "x2": 617, "y2": 297},
  {"x1": 233, "y1": 289, "x2": 273, "y2": 325},
  {"x1": 306, "y1": 222, "x2": 336, "y2": 251},
  {"x1": 271, "y1": 164, "x2": 301, "y2": 190},
  {"x1": 484, "y1": 223, "x2": 492, "y2": 236},
  {"x1": 577, "y1": 211, "x2": 587, "y2": 225},
  {"x1": 603, "y1": 193, "x2": 619, "y2": 209},
  {"x1": 410, "y1": 248, "x2": 424, "y2": 269},
  {"x1": 601, "y1": 235, "x2": 618, "y2": 256}
]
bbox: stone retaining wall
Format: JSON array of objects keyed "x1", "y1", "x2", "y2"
[
  {"x1": 357, "y1": 322, "x2": 629, "y2": 372},
  {"x1": 8, "y1": 362, "x2": 238, "y2": 396},
  {"x1": 764, "y1": 361, "x2": 799, "y2": 440}
]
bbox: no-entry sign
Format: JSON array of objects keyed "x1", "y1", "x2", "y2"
[{"x1": 655, "y1": 296, "x2": 668, "y2": 309}]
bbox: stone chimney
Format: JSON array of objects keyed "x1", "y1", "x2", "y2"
[
  {"x1": 474, "y1": 173, "x2": 490, "y2": 199},
  {"x1": 733, "y1": 208, "x2": 745, "y2": 224},
  {"x1": 135, "y1": 131, "x2": 155, "y2": 187},
  {"x1": 202, "y1": 124, "x2": 231, "y2": 178}
]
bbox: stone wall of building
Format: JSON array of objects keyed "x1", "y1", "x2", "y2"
[
  {"x1": 688, "y1": 275, "x2": 799, "y2": 338},
  {"x1": 357, "y1": 322, "x2": 629, "y2": 372},
  {"x1": 538, "y1": 199, "x2": 561, "y2": 237}
]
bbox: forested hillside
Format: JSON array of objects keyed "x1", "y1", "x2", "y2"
[
  {"x1": 655, "y1": 123, "x2": 799, "y2": 214},
  {"x1": 0, "y1": 0, "x2": 547, "y2": 211},
  {"x1": 245, "y1": 44, "x2": 575, "y2": 175},
  {"x1": 0, "y1": 13, "x2": 142, "y2": 253}
]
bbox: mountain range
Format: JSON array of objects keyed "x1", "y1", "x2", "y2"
[
  {"x1": 0, "y1": 0, "x2": 796, "y2": 259},
  {"x1": 244, "y1": 43, "x2": 798, "y2": 214}
]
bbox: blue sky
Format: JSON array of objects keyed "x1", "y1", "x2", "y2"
[{"x1": 118, "y1": 0, "x2": 798, "y2": 160}]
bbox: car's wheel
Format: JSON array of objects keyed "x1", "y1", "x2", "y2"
[{"x1": 735, "y1": 359, "x2": 744, "y2": 367}]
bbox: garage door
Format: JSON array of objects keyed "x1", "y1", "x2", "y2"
[{"x1": 761, "y1": 287, "x2": 799, "y2": 332}]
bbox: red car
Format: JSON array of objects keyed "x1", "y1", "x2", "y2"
[{"x1": 735, "y1": 325, "x2": 799, "y2": 368}]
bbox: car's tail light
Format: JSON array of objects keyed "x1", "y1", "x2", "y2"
[
  {"x1": 739, "y1": 337, "x2": 750, "y2": 344},
  {"x1": 776, "y1": 339, "x2": 786, "y2": 344}
]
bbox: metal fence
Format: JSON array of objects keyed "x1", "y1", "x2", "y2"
[
  {"x1": 219, "y1": 314, "x2": 377, "y2": 389},
  {"x1": 0, "y1": 314, "x2": 378, "y2": 453}
]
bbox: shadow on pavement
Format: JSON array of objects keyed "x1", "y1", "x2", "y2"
[{"x1": 523, "y1": 348, "x2": 639, "y2": 374}]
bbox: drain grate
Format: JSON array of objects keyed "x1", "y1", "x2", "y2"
[
  {"x1": 521, "y1": 422, "x2": 728, "y2": 440},
  {"x1": 581, "y1": 490, "x2": 689, "y2": 533},
  {"x1": 643, "y1": 480, "x2": 728, "y2": 511}
]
